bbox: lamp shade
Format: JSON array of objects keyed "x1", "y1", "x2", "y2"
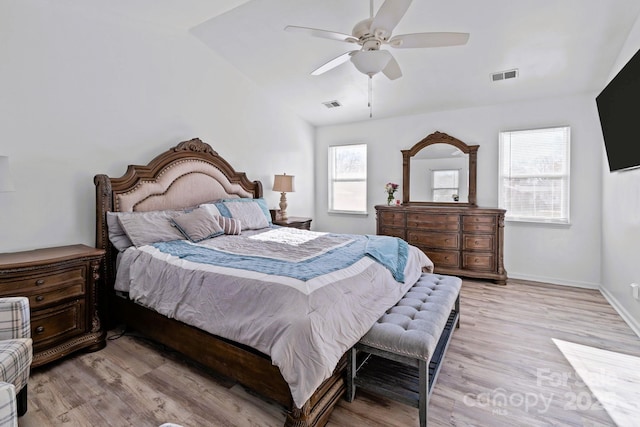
[
  {"x1": 350, "y1": 50, "x2": 392, "y2": 76},
  {"x1": 273, "y1": 174, "x2": 295, "y2": 193},
  {"x1": 0, "y1": 156, "x2": 15, "y2": 192}
]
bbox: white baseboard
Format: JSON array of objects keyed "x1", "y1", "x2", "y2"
[
  {"x1": 599, "y1": 287, "x2": 640, "y2": 338},
  {"x1": 504, "y1": 273, "x2": 640, "y2": 338},
  {"x1": 507, "y1": 272, "x2": 600, "y2": 289}
]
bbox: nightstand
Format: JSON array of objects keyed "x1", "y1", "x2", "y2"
[
  {"x1": 273, "y1": 217, "x2": 312, "y2": 230},
  {"x1": 0, "y1": 244, "x2": 106, "y2": 367}
]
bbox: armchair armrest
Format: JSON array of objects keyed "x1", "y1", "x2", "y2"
[
  {"x1": 0, "y1": 298, "x2": 30, "y2": 341},
  {"x1": 0, "y1": 382, "x2": 17, "y2": 427}
]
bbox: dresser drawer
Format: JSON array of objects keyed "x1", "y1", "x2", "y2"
[
  {"x1": 379, "y1": 211, "x2": 406, "y2": 227},
  {"x1": 462, "y1": 235, "x2": 495, "y2": 251},
  {"x1": 407, "y1": 214, "x2": 459, "y2": 231},
  {"x1": 31, "y1": 301, "x2": 86, "y2": 349},
  {"x1": 408, "y1": 231, "x2": 459, "y2": 249},
  {"x1": 462, "y1": 216, "x2": 496, "y2": 233},
  {"x1": 379, "y1": 227, "x2": 406, "y2": 240},
  {"x1": 0, "y1": 266, "x2": 86, "y2": 294},
  {"x1": 423, "y1": 249, "x2": 459, "y2": 268},
  {"x1": 462, "y1": 252, "x2": 495, "y2": 271}
]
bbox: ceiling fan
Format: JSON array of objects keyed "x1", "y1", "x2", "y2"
[{"x1": 285, "y1": 0, "x2": 470, "y2": 80}]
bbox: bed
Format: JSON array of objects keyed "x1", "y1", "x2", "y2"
[{"x1": 94, "y1": 138, "x2": 433, "y2": 427}]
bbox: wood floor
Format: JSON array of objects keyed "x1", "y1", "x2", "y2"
[{"x1": 19, "y1": 279, "x2": 640, "y2": 427}]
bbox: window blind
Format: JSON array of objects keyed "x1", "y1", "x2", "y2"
[{"x1": 499, "y1": 127, "x2": 570, "y2": 224}]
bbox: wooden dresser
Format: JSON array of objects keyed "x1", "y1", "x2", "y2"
[
  {"x1": 0, "y1": 244, "x2": 106, "y2": 367},
  {"x1": 376, "y1": 204, "x2": 507, "y2": 285}
]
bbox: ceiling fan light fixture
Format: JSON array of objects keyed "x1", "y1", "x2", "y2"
[{"x1": 350, "y1": 50, "x2": 392, "y2": 77}]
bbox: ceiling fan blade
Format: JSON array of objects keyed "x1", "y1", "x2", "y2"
[
  {"x1": 370, "y1": 0, "x2": 412, "y2": 38},
  {"x1": 311, "y1": 51, "x2": 357, "y2": 75},
  {"x1": 382, "y1": 55, "x2": 402, "y2": 80},
  {"x1": 284, "y1": 25, "x2": 358, "y2": 43},
  {"x1": 388, "y1": 32, "x2": 470, "y2": 48}
]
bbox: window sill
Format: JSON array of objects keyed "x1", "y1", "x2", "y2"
[
  {"x1": 506, "y1": 217, "x2": 570, "y2": 226},
  {"x1": 327, "y1": 210, "x2": 369, "y2": 216}
]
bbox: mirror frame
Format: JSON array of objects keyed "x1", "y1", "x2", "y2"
[{"x1": 402, "y1": 131, "x2": 479, "y2": 206}]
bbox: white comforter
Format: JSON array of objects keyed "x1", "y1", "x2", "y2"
[{"x1": 115, "y1": 228, "x2": 433, "y2": 408}]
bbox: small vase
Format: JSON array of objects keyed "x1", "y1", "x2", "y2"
[{"x1": 387, "y1": 193, "x2": 394, "y2": 206}]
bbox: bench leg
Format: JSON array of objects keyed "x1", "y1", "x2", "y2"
[
  {"x1": 345, "y1": 347, "x2": 356, "y2": 402},
  {"x1": 419, "y1": 360, "x2": 428, "y2": 427},
  {"x1": 455, "y1": 294, "x2": 461, "y2": 329}
]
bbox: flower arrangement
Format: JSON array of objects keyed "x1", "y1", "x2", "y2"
[{"x1": 385, "y1": 182, "x2": 399, "y2": 205}]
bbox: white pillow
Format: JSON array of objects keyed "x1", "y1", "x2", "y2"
[
  {"x1": 171, "y1": 207, "x2": 224, "y2": 242},
  {"x1": 117, "y1": 212, "x2": 184, "y2": 247},
  {"x1": 220, "y1": 201, "x2": 270, "y2": 230}
]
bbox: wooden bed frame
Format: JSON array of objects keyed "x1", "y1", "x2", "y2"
[{"x1": 94, "y1": 138, "x2": 345, "y2": 427}]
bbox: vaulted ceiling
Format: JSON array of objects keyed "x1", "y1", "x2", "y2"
[{"x1": 99, "y1": 0, "x2": 640, "y2": 127}]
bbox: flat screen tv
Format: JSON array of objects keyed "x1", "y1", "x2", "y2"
[{"x1": 596, "y1": 47, "x2": 640, "y2": 172}]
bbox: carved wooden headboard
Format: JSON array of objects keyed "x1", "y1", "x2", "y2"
[{"x1": 94, "y1": 138, "x2": 263, "y2": 296}]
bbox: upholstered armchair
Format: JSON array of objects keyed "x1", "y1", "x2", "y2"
[{"x1": 0, "y1": 297, "x2": 33, "y2": 425}]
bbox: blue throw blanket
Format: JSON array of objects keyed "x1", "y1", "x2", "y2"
[
  {"x1": 364, "y1": 235, "x2": 409, "y2": 283},
  {"x1": 153, "y1": 233, "x2": 409, "y2": 283}
]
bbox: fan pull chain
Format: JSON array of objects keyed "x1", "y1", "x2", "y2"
[{"x1": 368, "y1": 76, "x2": 373, "y2": 118}]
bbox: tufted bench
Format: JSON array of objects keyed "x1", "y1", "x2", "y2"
[{"x1": 346, "y1": 273, "x2": 461, "y2": 427}]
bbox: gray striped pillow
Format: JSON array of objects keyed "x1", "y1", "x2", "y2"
[{"x1": 217, "y1": 216, "x2": 242, "y2": 235}]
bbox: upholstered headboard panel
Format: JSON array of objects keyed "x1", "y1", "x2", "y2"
[
  {"x1": 94, "y1": 138, "x2": 263, "y2": 294},
  {"x1": 116, "y1": 159, "x2": 254, "y2": 212}
]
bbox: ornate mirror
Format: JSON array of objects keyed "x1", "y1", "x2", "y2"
[{"x1": 402, "y1": 131, "x2": 478, "y2": 206}]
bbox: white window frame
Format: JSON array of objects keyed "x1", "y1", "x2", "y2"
[
  {"x1": 328, "y1": 143, "x2": 367, "y2": 214},
  {"x1": 431, "y1": 169, "x2": 460, "y2": 202},
  {"x1": 498, "y1": 126, "x2": 571, "y2": 224}
]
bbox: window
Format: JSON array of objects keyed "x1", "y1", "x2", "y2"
[
  {"x1": 499, "y1": 126, "x2": 570, "y2": 224},
  {"x1": 432, "y1": 169, "x2": 460, "y2": 202},
  {"x1": 328, "y1": 144, "x2": 367, "y2": 214}
]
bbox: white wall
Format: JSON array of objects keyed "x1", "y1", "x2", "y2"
[
  {"x1": 315, "y1": 94, "x2": 603, "y2": 288},
  {"x1": 600, "y1": 14, "x2": 640, "y2": 335},
  {"x1": 0, "y1": 0, "x2": 314, "y2": 253}
]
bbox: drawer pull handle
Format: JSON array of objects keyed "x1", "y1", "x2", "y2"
[
  {"x1": 35, "y1": 279, "x2": 45, "y2": 286},
  {"x1": 35, "y1": 295, "x2": 44, "y2": 302},
  {"x1": 35, "y1": 326, "x2": 45, "y2": 334}
]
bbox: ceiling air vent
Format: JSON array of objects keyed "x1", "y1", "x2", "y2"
[
  {"x1": 491, "y1": 69, "x2": 519, "y2": 82},
  {"x1": 322, "y1": 100, "x2": 342, "y2": 109}
]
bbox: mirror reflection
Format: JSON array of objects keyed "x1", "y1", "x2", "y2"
[{"x1": 410, "y1": 143, "x2": 469, "y2": 203}]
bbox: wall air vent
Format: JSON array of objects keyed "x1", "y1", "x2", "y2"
[
  {"x1": 491, "y1": 69, "x2": 519, "y2": 82},
  {"x1": 322, "y1": 100, "x2": 342, "y2": 108}
]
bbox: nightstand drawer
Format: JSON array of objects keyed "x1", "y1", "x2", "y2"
[
  {"x1": 31, "y1": 300, "x2": 86, "y2": 349},
  {"x1": 28, "y1": 283, "x2": 85, "y2": 309},
  {"x1": 273, "y1": 216, "x2": 312, "y2": 230},
  {"x1": 1, "y1": 266, "x2": 85, "y2": 293}
]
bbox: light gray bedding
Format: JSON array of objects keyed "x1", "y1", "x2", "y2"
[{"x1": 114, "y1": 228, "x2": 433, "y2": 408}]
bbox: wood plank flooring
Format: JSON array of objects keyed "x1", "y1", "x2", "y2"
[{"x1": 19, "y1": 279, "x2": 640, "y2": 427}]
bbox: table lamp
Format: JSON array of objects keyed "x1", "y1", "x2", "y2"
[{"x1": 272, "y1": 173, "x2": 295, "y2": 220}]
